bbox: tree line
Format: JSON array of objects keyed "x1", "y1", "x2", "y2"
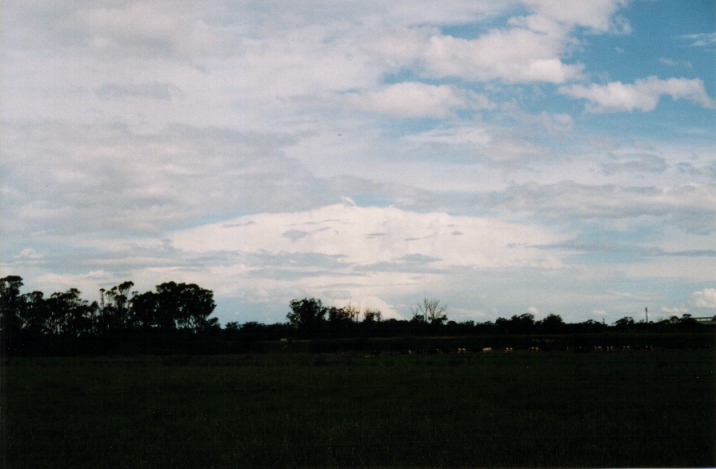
[
  {"x1": 1, "y1": 275, "x2": 711, "y2": 355},
  {"x1": 0, "y1": 275, "x2": 218, "y2": 354}
]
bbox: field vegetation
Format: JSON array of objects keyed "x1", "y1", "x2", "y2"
[
  {"x1": 2, "y1": 275, "x2": 715, "y2": 466},
  {"x1": 2, "y1": 350, "x2": 714, "y2": 468}
]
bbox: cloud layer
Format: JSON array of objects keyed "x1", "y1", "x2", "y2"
[{"x1": 2, "y1": 1, "x2": 715, "y2": 324}]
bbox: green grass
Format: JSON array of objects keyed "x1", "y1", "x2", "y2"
[{"x1": 2, "y1": 350, "x2": 714, "y2": 468}]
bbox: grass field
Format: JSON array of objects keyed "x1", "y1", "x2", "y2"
[{"x1": 2, "y1": 349, "x2": 714, "y2": 468}]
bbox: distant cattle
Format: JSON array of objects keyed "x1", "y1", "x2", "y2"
[
  {"x1": 481, "y1": 347, "x2": 492, "y2": 353},
  {"x1": 504, "y1": 347, "x2": 513, "y2": 353},
  {"x1": 529, "y1": 346, "x2": 540, "y2": 353},
  {"x1": 457, "y1": 347, "x2": 468, "y2": 354}
]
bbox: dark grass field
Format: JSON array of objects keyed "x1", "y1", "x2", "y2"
[{"x1": 2, "y1": 349, "x2": 714, "y2": 468}]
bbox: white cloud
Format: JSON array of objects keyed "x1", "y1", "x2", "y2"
[
  {"x1": 522, "y1": 0, "x2": 630, "y2": 34},
  {"x1": 422, "y1": 29, "x2": 584, "y2": 84},
  {"x1": 692, "y1": 288, "x2": 716, "y2": 309},
  {"x1": 2, "y1": 1, "x2": 714, "y2": 325},
  {"x1": 342, "y1": 82, "x2": 467, "y2": 118},
  {"x1": 658, "y1": 58, "x2": 693, "y2": 69},
  {"x1": 36, "y1": 270, "x2": 118, "y2": 297},
  {"x1": 660, "y1": 306, "x2": 689, "y2": 316},
  {"x1": 18, "y1": 248, "x2": 45, "y2": 260},
  {"x1": 680, "y1": 32, "x2": 716, "y2": 49},
  {"x1": 168, "y1": 202, "x2": 567, "y2": 270},
  {"x1": 560, "y1": 76, "x2": 716, "y2": 112},
  {"x1": 406, "y1": 126, "x2": 492, "y2": 146},
  {"x1": 495, "y1": 181, "x2": 716, "y2": 234}
]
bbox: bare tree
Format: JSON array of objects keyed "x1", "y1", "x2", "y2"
[
  {"x1": 412, "y1": 297, "x2": 447, "y2": 325},
  {"x1": 343, "y1": 302, "x2": 362, "y2": 323}
]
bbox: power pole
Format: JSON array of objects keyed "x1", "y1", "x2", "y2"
[{"x1": 644, "y1": 307, "x2": 648, "y2": 323}]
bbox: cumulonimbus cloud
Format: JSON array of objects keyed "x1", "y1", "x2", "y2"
[{"x1": 168, "y1": 201, "x2": 567, "y2": 270}]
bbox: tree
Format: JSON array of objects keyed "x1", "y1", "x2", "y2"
[
  {"x1": 18, "y1": 291, "x2": 51, "y2": 335},
  {"x1": 224, "y1": 321, "x2": 240, "y2": 333},
  {"x1": 102, "y1": 281, "x2": 134, "y2": 330},
  {"x1": 287, "y1": 298, "x2": 326, "y2": 335},
  {"x1": 0, "y1": 275, "x2": 25, "y2": 336},
  {"x1": 130, "y1": 290, "x2": 159, "y2": 331},
  {"x1": 412, "y1": 298, "x2": 448, "y2": 326},
  {"x1": 154, "y1": 282, "x2": 217, "y2": 332},
  {"x1": 536, "y1": 314, "x2": 565, "y2": 333},
  {"x1": 327, "y1": 306, "x2": 353, "y2": 335},
  {"x1": 496, "y1": 313, "x2": 535, "y2": 334},
  {"x1": 363, "y1": 308, "x2": 382, "y2": 323},
  {"x1": 343, "y1": 303, "x2": 361, "y2": 323},
  {"x1": 614, "y1": 316, "x2": 635, "y2": 329},
  {"x1": 513, "y1": 313, "x2": 535, "y2": 333},
  {"x1": 46, "y1": 289, "x2": 97, "y2": 337}
]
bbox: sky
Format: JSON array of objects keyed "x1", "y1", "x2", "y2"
[{"x1": 1, "y1": 0, "x2": 715, "y2": 325}]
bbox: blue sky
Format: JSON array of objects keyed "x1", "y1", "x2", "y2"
[{"x1": 1, "y1": 0, "x2": 715, "y2": 325}]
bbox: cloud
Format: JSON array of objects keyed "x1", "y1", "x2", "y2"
[
  {"x1": 36, "y1": 270, "x2": 118, "y2": 297},
  {"x1": 421, "y1": 29, "x2": 584, "y2": 84},
  {"x1": 521, "y1": 0, "x2": 630, "y2": 34},
  {"x1": 0, "y1": 122, "x2": 317, "y2": 237},
  {"x1": 601, "y1": 152, "x2": 667, "y2": 175},
  {"x1": 95, "y1": 82, "x2": 183, "y2": 101},
  {"x1": 489, "y1": 181, "x2": 716, "y2": 234},
  {"x1": 18, "y1": 248, "x2": 45, "y2": 260},
  {"x1": 168, "y1": 202, "x2": 566, "y2": 270},
  {"x1": 658, "y1": 58, "x2": 693, "y2": 69},
  {"x1": 363, "y1": 1, "x2": 629, "y2": 85},
  {"x1": 691, "y1": 288, "x2": 716, "y2": 309},
  {"x1": 680, "y1": 32, "x2": 716, "y2": 49},
  {"x1": 560, "y1": 76, "x2": 716, "y2": 112},
  {"x1": 660, "y1": 306, "x2": 688, "y2": 316},
  {"x1": 1, "y1": 1, "x2": 714, "y2": 325},
  {"x1": 405, "y1": 126, "x2": 492, "y2": 146},
  {"x1": 342, "y1": 82, "x2": 467, "y2": 118}
]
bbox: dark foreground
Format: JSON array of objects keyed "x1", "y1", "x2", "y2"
[{"x1": 2, "y1": 349, "x2": 714, "y2": 468}]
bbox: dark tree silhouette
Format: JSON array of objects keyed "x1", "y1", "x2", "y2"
[
  {"x1": 536, "y1": 314, "x2": 565, "y2": 333},
  {"x1": 46, "y1": 289, "x2": 97, "y2": 337},
  {"x1": 363, "y1": 308, "x2": 382, "y2": 323},
  {"x1": 287, "y1": 298, "x2": 326, "y2": 335},
  {"x1": 18, "y1": 291, "x2": 50, "y2": 335},
  {"x1": 614, "y1": 316, "x2": 635, "y2": 329},
  {"x1": 412, "y1": 298, "x2": 447, "y2": 325},
  {"x1": 496, "y1": 313, "x2": 535, "y2": 334},
  {"x1": 130, "y1": 290, "x2": 160, "y2": 331},
  {"x1": 155, "y1": 282, "x2": 217, "y2": 332}
]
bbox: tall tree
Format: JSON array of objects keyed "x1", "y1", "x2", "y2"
[
  {"x1": 103, "y1": 281, "x2": 135, "y2": 330},
  {"x1": 412, "y1": 298, "x2": 448, "y2": 326},
  {"x1": 155, "y1": 282, "x2": 217, "y2": 332},
  {"x1": 18, "y1": 291, "x2": 51, "y2": 335},
  {"x1": 287, "y1": 298, "x2": 326, "y2": 335},
  {"x1": 0, "y1": 275, "x2": 25, "y2": 336},
  {"x1": 536, "y1": 314, "x2": 565, "y2": 333},
  {"x1": 327, "y1": 306, "x2": 353, "y2": 334},
  {"x1": 130, "y1": 290, "x2": 159, "y2": 331},
  {"x1": 46, "y1": 289, "x2": 97, "y2": 337}
]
